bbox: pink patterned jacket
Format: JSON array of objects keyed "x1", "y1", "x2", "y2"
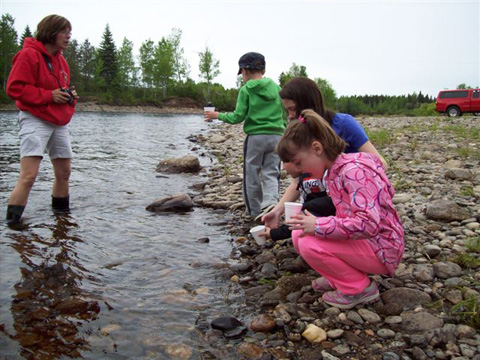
[{"x1": 315, "y1": 153, "x2": 404, "y2": 276}]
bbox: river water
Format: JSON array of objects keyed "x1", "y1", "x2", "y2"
[{"x1": 0, "y1": 111, "x2": 244, "y2": 359}]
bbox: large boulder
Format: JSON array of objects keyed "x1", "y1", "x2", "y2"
[
  {"x1": 425, "y1": 200, "x2": 471, "y2": 222},
  {"x1": 156, "y1": 155, "x2": 201, "y2": 174},
  {"x1": 146, "y1": 194, "x2": 193, "y2": 213},
  {"x1": 444, "y1": 168, "x2": 473, "y2": 181}
]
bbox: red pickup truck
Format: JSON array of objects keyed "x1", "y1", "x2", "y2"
[{"x1": 435, "y1": 89, "x2": 480, "y2": 117}]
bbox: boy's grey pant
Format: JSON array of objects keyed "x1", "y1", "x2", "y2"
[{"x1": 243, "y1": 134, "x2": 281, "y2": 217}]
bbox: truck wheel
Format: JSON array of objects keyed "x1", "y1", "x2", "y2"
[{"x1": 447, "y1": 106, "x2": 461, "y2": 117}]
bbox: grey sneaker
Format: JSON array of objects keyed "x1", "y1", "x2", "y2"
[
  {"x1": 322, "y1": 281, "x2": 380, "y2": 309},
  {"x1": 312, "y1": 277, "x2": 335, "y2": 293}
]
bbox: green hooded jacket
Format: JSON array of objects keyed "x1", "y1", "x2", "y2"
[{"x1": 218, "y1": 78, "x2": 286, "y2": 135}]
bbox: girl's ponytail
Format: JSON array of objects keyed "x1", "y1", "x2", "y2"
[{"x1": 276, "y1": 109, "x2": 345, "y2": 163}]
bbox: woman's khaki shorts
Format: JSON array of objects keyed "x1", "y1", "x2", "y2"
[{"x1": 18, "y1": 111, "x2": 73, "y2": 160}]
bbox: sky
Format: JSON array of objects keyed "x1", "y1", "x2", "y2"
[{"x1": 2, "y1": 0, "x2": 479, "y2": 97}]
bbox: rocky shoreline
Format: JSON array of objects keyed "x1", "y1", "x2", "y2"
[
  {"x1": 0, "y1": 101, "x2": 202, "y2": 115},
  {"x1": 185, "y1": 116, "x2": 480, "y2": 359}
]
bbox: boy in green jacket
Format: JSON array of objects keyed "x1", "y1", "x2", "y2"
[{"x1": 205, "y1": 52, "x2": 286, "y2": 218}]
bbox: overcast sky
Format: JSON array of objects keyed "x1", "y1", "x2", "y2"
[{"x1": 2, "y1": 0, "x2": 479, "y2": 97}]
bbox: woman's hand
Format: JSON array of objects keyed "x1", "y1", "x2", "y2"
[
  {"x1": 204, "y1": 111, "x2": 219, "y2": 122},
  {"x1": 70, "y1": 86, "x2": 79, "y2": 100},
  {"x1": 52, "y1": 88, "x2": 71, "y2": 104},
  {"x1": 262, "y1": 208, "x2": 281, "y2": 229},
  {"x1": 258, "y1": 227, "x2": 271, "y2": 240},
  {"x1": 287, "y1": 210, "x2": 316, "y2": 237}
]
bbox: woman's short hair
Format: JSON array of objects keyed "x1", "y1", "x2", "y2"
[
  {"x1": 279, "y1": 77, "x2": 336, "y2": 123},
  {"x1": 35, "y1": 15, "x2": 71, "y2": 45}
]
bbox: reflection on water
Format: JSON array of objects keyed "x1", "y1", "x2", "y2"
[
  {"x1": 6, "y1": 214, "x2": 99, "y2": 359},
  {"x1": 0, "y1": 112, "x2": 242, "y2": 359}
]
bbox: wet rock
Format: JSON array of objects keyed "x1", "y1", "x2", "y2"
[
  {"x1": 55, "y1": 298, "x2": 100, "y2": 315},
  {"x1": 156, "y1": 155, "x2": 201, "y2": 173},
  {"x1": 224, "y1": 326, "x2": 246, "y2": 339},
  {"x1": 244, "y1": 285, "x2": 272, "y2": 297},
  {"x1": 249, "y1": 314, "x2": 276, "y2": 333},
  {"x1": 382, "y1": 287, "x2": 432, "y2": 309},
  {"x1": 358, "y1": 308, "x2": 382, "y2": 324},
  {"x1": 262, "y1": 286, "x2": 288, "y2": 303},
  {"x1": 254, "y1": 252, "x2": 275, "y2": 264},
  {"x1": 164, "y1": 344, "x2": 193, "y2": 360},
  {"x1": 426, "y1": 200, "x2": 471, "y2": 222},
  {"x1": 433, "y1": 261, "x2": 464, "y2": 279},
  {"x1": 196, "y1": 237, "x2": 210, "y2": 243},
  {"x1": 230, "y1": 262, "x2": 253, "y2": 273},
  {"x1": 444, "y1": 168, "x2": 473, "y2": 180},
  {"x1": 146, "y1": 194, "x2": 193, "y2": 213},
  {"x1": 236, "y1": 342, "x2": 264, "y2": 360},
  {"x1": 302, "y1": 324, "x2": 327, "y2": 343},
  {"x1": 402, "y1": 311, "x2": 444, "y2": 333},
  {"x1": 100, "y1": 324, "x2": 121, "y2": 336},
  {"x1": 211, "y1": 316, "x2": 242, "y2": 331},
  {"x1": 273, "y1": 307, "x2": 292, "y2": 323}
]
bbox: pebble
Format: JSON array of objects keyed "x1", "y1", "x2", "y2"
[
  {"x1": 377, "y1": 328, "x2": 396, "y2": 338},
  {"x1": 249, "y1": 314, "x2": 276, "y2": 333},
  {"x1": 301, "y1": 324, "x2": 327, "y2": 343},
  {"x1": 327, "y1": 329, "x2": 344, "y2": 339},
  {"x1": 358, "y1": 308, "x2": 382, "y2": 324},
  {"x1": 211, "y1": 316, "x2": 242, "y2": 331}
]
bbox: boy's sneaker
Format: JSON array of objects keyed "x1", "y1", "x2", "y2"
[
  {"x1": 312, "y1": 277, "x2": 335, "y2": 293},
  {"x1": 254, "y1": 204, "x2": 276, "y2": 222},
  {"x1": 322, "y1": 281, "x2": 380, "y2": 309}
]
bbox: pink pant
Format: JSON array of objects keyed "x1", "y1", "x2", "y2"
[{"x1": 292, "y1": 230, "x2": 388, "y2": 295}]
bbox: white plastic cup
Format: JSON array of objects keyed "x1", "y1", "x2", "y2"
[
  {"x1": 204, "y1": 106, "x2": 215, "y2": 112},
  {"x1": 284, "y1": 202, "x2": 303, "y2": 222},
  {"x1": 250, "y1": 225, "x2": 266, "y2": 245}
]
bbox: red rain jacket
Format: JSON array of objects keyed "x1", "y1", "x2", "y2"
[{"x1": 7, "y1": 38, "x2": 76, "y2": 126}]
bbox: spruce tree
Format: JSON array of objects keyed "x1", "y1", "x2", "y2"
[
  {"x1": 97, "y1": 24, "x2": 118, "y2": 89},
  {"x1": 0, "y1": 14, "x2": 18, "y2": 90},
  {"x1": 20, "y1": 25, "x2": 33, "y2": 48}
]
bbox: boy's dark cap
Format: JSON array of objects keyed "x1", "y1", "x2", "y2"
[{"x1": 238, "y1": 52, "x2": 266, "y2": 75}]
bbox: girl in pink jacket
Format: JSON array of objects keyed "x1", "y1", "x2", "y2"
[{"x1": 278, "y1": 109, "x2": 404, "y2": 309}]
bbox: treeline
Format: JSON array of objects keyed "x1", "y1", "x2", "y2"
[
  {"x1": 0, "y1": 13, "x2": 447, "y2": 116},
  {"x1": 0, "y1": 14, "x2": 237, "y2": 110}
]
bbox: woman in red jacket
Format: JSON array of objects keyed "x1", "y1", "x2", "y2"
[{"x1": 6, "y1": 15, "x2": 77, "y2": 226}]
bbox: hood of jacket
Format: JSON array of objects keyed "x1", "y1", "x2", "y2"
[{"x1": 245, "y1": 78, "x2": 280, "y2": 101}]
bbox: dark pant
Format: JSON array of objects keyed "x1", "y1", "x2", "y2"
[{"x1": 270, "y1": 195, "x2": 336, "y2": 241}]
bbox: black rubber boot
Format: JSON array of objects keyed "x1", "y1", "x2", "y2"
[
  {"x1": 6, "y1": 205, "x2": 25, "y2": 226},
  {"x1": 52, "y1": 195, "x2": 70, "y2": 213}
]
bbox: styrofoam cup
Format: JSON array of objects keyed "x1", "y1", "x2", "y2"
[
  {"x1": 284, "y1": 202, "x2": 303, "y2": 222},
  {"x1": 250, "y1": 225, "x2": 266, "y2": 245},
  {"x1": 204, "y1": 106, "x2": 215, "y2": 112}
]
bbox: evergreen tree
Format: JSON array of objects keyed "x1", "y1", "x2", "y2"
[
  {"x1": 20, "y1": 25, "x2": 33, "y2": 48},
  {"x1": 79, "y1": 39, "x2": 96, "y2": 92},
  {"x1": 97, "y1": 24, "x2": 118, "y2": 89},
  {"x1": 0, "y1": 14, "x2": 18, "y2": 91},
  {"x1": 169, "y1": 28, "x2": 189, "y2": 82},
  {"x1": 198, "y1": 45, "x2": 220, "y2": 100}
]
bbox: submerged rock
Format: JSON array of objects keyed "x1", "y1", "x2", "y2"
[
  {"x1": 146, "y1": 194, "x2": 193, "y2": 213},
  {"x1": 156, "y1": 155, "x2": 201, "y2": 174}
]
